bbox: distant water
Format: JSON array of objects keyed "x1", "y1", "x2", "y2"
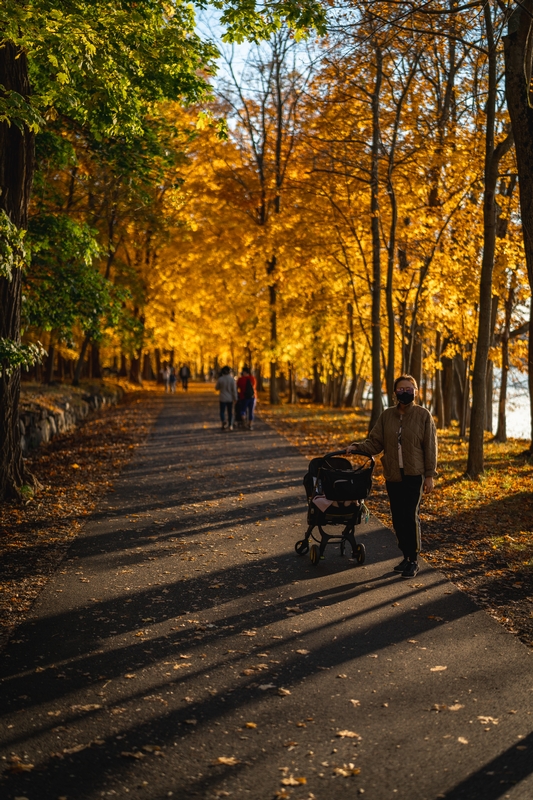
[{"x1": 492, "y1": 368, "x2": 530, "y2": 440}]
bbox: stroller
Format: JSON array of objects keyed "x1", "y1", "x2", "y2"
[{"x1": 295, "y1": 450, "x2": 374, "y2": 566}]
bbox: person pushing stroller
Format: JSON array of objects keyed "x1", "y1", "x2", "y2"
[{"x1": 347, "y1": 374, "x2": 437, "y2": 578}]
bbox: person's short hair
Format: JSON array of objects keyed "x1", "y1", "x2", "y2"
[
  {"x1": 242, "y1": 366, "x2": 250, "y2": 374},
  {"x1": 221, "y1": 365, "x2": 231, "y2": 375},
  {"x1": 393, "y1": 374, "x2": 418, "y2": 392}
]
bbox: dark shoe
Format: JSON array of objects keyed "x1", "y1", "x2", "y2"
[
  {"x1": 393, "y1": 558, "x2": 409, "y2": 573},
  {"x1": 401, "y1": 561, "x2": 419, "y2": 578}
]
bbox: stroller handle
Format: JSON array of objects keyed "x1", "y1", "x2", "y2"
[{"x1": 324, "y1": 449, "x2": 374, "y2": 461}]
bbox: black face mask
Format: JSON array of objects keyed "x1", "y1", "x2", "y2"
[{"x1": 396, "y1": 390, "x2": 414, "y2": 405}]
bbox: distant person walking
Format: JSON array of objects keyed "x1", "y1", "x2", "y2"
[
  {"x1": 215, "y1": 366, "x2": 238, "y2": 430},
  {"x1": 161, "y1": 364, "x2": 171, "y2": 393},
  {"x1": 347, "y1": 374, "x2": 437, "y2": 578},
  {"x1": 169, "y1": 366, "x2": 177, "y2": 393},
  {"x1": 180, "y1": 364, "x2": 191, "y2": 391},
  {"x1": 237, "y1": 367, "x2": 257, "y2": 430}
]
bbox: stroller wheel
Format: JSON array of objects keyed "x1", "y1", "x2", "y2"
[
  {"x1": 340, "y1": 539, "x2": 345, "y2": 556},
  {"x1": 355, "y1": 543, "x2": 366, "y2": 564},
  {"x1": 295, "y1": 539, "x2": 309, "y2": 556},
  {"x1": 310, "y1": 544, "x2": 320, "y2": 565}
]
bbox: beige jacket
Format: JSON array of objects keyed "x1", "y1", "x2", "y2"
[{"x1": 351, "y1": 404, "x2": 437, "y2": 483}]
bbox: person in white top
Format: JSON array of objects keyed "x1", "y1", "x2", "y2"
[{"x1": 215, "y1": 366, "x2": 238, "y2": 430}]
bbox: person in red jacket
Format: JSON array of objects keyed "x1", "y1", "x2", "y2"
[{"x1": 237, "y1": 367, "x2": 256, "y2": 430}]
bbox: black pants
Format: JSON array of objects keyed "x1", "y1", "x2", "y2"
[
  {"x1": 385, "y1": 472, "x2": 424, "y2": 560},
  {"x1": 219, "y1": 401, "x2": 233, "y2": 424}
]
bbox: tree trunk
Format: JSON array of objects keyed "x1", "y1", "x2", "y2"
[
  {"x1": 91, "y1": 344, "x2": 102, "y2": 380},
  {"x1": 0, "y1": 43, "x2": 35, "y2": 500},
  {"x1": 458, "y1": 353, "x2": 471, "y2": 439},
  {"x1": 142, "y1": 352, "x2": 154, "y2": 381},
  {"x1": 434, "y1": 332, "x2": 444, "y2": 428},
  {"x1": 503, "y1": 7, "x2": 533, "y2": 451},
  {"x1": 73, "y1": 335, "x2": 90, "y2": 387},
  {"x1": 44, "y1": 343, "x2": 55, "y2": 385},
  {"x1": 119, "y1": 354, "x2": 128, "y2": 377},
  {"x1": 485, "y1": 359, "x2": 494, "y2": 432},
  {"x1": 385, "y1": 186, "x2": 397, "y2": 406},
  {"x1": 312, "y1": 361, "x2": 323, "y2": 404},
  {"x1": 409, "y1": 335, "x2": 423, "y2": 389},
  {"x1": 369, "y1": 45, "x2": 384, "y2": 432},
  {"x1": 129, "y1": 354, "x2": 142, "y2": 385},
  {"x1": 288, "y1": 364, "x2": 297, "y2": 404},
  {"x1": 268, "y1": 257, "x2": 279, "y2": 405},
  {"x1": 154, "y1": 348, "x2": 162, "y2": 382},
  {"x1": 345, "y1": 303, "x2": 358, "y2": 407},
  {"x1": 468, "y1": 5, "x2": 514, "y2": 475},
  {"x1": 335, "y1": 332, "x2": 349, "y2": 408},
  {"x1": 494, "y1": 282, "x2": 514, "y2": 442}
]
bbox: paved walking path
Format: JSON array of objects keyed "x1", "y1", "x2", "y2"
[{"x1": 1, "y1": 388, "x2": 532, "y2": 800}]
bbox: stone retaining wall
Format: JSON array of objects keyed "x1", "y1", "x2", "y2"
[{"x1": 19, "y1": 385, "x2": 124, "y2": 454}]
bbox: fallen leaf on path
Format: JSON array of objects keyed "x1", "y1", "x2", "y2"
[
  {"x1": 430, "y1": 666, "x2": 447, "y2": 672},
  {"x1": 334, "y1": 765, "x2": 361, "y2": 777},
  {"x1": 242, "y1": 630, "x2": 257, "y2": 637},
  {"x1": 259, "y1": 684, "x2": 276, "y2": 691},
  {"x1": 296, "y1": 649, "x2": 310, "y2": 655},
  {"x1": 457, "y1": 737, "x2": 468, "y2": 745},
  {"x1": 70, "y1": 704, "x2": 101, "y2": 713},
  {"x1": 337, "y1": 673, "x2": 348, "y2": 679},
  {"x1": 478, "y1": 716, "x2": 499, "y2": 725},
  {"x1": 407, "y1": 639, "x2": 417, "y2": 644},
  {"x1": 281, "y1": 776, "x2": 307, "y2": 785},
  {"x1": 237, "y1": 584, "x2": 247, "y2": 589},
  {"x1": 275, "y1": 791, "x2": 290, "y2": 799},
  {"x1": 449, "y1": 704, "x2": 464, "y2": 712},
  {"x1": 121, "y1": 751, "x2": 145, "y2": 759},
  {"x1": 173, "y1": 663, "x2": 191, "y2": 670},
  {"x1": 336, "y1": 730, "x2": 361, "y2": 740},
  {"x1": 278, "y1": 688, "x2": 291, "y2": 696},
  {"x1": 350, "y1": 699, "x2": 361, "y2": 707},
  {"x1": 213, "y1": 756, "x2": 240, "y2": 766},
  {"x1": 124, "y1": 673, "x2": 136, "y2": 679},
  {"x1": 8, "y1": 758, "x2": 34, "y2": 773},
  {"x1": 142, "y1": 745, "x2": 162, "y2": 753},
  {"x1": 245, "y1": 722, "x2": 257, "y2": 728},
  {"x1": 63, "y1": 744, "x2": 88, "y2": 755}
]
